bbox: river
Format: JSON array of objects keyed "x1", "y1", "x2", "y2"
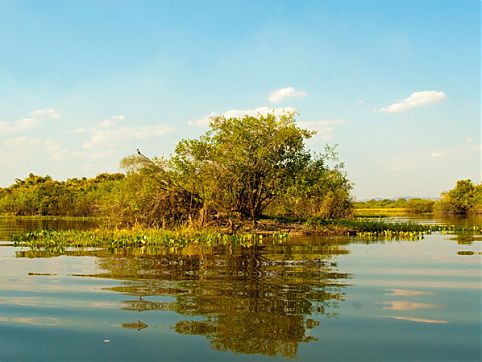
[{"x1": 0, "y1": 217, "x2": 480, "y2": 361}]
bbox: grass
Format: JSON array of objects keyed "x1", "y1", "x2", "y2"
[{"x1": 353, "y1": 208, "x2": 409, "y2": 217}]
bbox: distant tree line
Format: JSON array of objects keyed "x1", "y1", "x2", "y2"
[
  {"x1": 0, "y1": 173, "x2": 124, "y2": 217},
  {"x1": 354, "y1": 198, "x2": 436, "y2": 214},
  {"x1": 0, "y1": 113, "x2": 354, "y2": 227},
  {"x1": 356, "y1": 179, "x2": 482, "y2": 215}
]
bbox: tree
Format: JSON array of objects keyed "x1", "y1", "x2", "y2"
[
  {"x1": 112, "y1": 154, "x2": 203, "y2": 226},
  {"x1": 434, "y1": 179, "x2": 481, "y2": 214},
  {"x1": 270, "y1": 145, "x2": 353, "y2": 218},
  {"x1": 406, "y1": 199, "x2": 434, "y2": 214},
  {"x1": 173, "y1": 112, "x2": 317, "y2": 224}
]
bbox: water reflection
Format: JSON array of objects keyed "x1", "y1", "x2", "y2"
[
  {"x1": 104, "y1": 241, "x2": 350, "y2": 357},
  {"x1": 0, "y1": 217, "x2": 99, "y2": 241},
  {"x1": 379, "y1": 315, "x2": 449, "y2": 324},
  {"x1": 386, "y1": 214, "x2": 482, "y2": 227},
  {"x1": 7, "y1": 228, "x2": 481, "y2": 361},
  {"x1": 18, "y1": 240, "x2": 351, "y2": 358}
]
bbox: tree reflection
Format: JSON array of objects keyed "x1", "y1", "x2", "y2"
[
  {"x1": 17, "y1": 237, "x2": 351, "y2": 358},
  {"x1": 97, "y1": 239, "x2": 351, "y2": 358}
]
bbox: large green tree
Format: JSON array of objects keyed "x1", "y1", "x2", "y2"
[{"x1": 172, "y1": 112, "x2": 352, "y2": 224}]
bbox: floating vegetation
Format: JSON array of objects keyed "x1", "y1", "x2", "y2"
[
  {"x1": 306, "y1": 218, "x2": 481, "y2": 240},
  {"x1": 10, "y1": 218, "x2": 481, "y2": 249},
  {"x1": 456, "y1": 250, "x2": 482, "y2": 256},
  {"x1": 356, "y1": 230, "x2": 425, "y2": 241},
  {"x1": 11, "y1": 227, "x2": 290, "y2": 249},
  {"x1": 121, "y1": 320, "x2": 148, "y2": 331}
]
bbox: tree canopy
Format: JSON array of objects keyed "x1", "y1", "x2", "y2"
[{"x1": 167, "y1": 112, "x2": 353, "y2": 225}]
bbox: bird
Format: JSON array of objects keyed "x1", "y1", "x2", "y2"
[{"x1": 136, "y1": 148, "x2": 142, "y2": 156}]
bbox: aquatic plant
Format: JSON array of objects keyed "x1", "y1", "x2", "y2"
[
  {"x1": 11, "y1": 227, "x2": 291, "y2": 249},
  {"x1": 306, "y1": 217, "x2": 481, "y2": 240},
  {"x1": 10, "y1": 218, "x2": 480, "y2": 249}
]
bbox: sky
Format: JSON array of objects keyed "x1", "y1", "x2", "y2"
[{"x1": 0, "y1": 0, "x2": 480, "y2": 199}]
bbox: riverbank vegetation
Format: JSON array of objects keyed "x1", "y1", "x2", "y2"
[
  {"x1": 1, "y1": 113, "x2": 480, "y2": 243},
  {"x1": 355, "y1": 198, "x2": 436, "y2": 214},
  {"x1": 355, "y1": 180, "x2": 482, "y2": 216},
  {"x1": 434, "y1": 179, "x2": 482, "y2": 215},
  {"x1": 11, "y1": 218, "x2": 481, "y2": 249},
  {"x1": 0, "y1": 173, "x2": 125, "y2": 217},
  {"x1": 1, "y1": 112, "x2": 353, "y2": 229}
]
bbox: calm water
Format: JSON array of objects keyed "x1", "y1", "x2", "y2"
[{"x1": 0, "y1": 218, "x2": 480, "y2": 361}]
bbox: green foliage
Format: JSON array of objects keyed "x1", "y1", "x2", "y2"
[
  {"x1": 105, "y1": 112, "x2": 353, "y2": 227},
  {"x1": 172, "y1": 113, "x2": 352, "y2": 224},
  {"x1": 270, "y1": 147, "x2": 353, "y2": 218},
  {"x1": 306, "y1": 217, "x2": 480, "y2": 240},
  {"x1": 173, "y1": 112, "x2": 316, "y2": 222},
  {"x1": 405, "y1": 199, "x2": 435, "y2": 214},
  {"x1": 354, "y1": 198, "x2": 409, "y2": 209},
  {"x1": 355, "y1": 197, "x2": 435, "y2": 214},
  {"x1": 434, "y1": 180, "x2": 482, "y2": 214},
  {"x1": 12, "y1": 227, "x2": 290, "y2": 249},
  {"x1": 105, "y1": 155, "x2": 204, "y2": 227},
  {"x1": 0, "y1": 172, "x2": 124, "y2": 217}
]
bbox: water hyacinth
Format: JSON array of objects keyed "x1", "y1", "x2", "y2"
[
  {"x1": 10, "y1": 219, "x2": 480, "y2": 249},
  {"x1": 11, "y1": 227, "x2": 290, "y2": 249}
]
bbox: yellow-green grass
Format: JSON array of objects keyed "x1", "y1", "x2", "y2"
[{"x1": 354, "y1": 208, "x2": 408, "y2": 216}]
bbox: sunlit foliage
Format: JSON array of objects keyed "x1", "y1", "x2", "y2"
[
  {"x1": 434, "y1": 180, "x2": 482, "y2": 214},
  {"x1": 0, "y1": 173, "x2": 124, "y2": 216},
  {"x1": 355, "y1": 197, "x2": 435, "y2": 214}
]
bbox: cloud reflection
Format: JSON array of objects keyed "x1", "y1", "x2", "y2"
[
  {"x1": 386, "y1": 289, "x2": 432, "y2": 297},
  {"x1": 0, "y1": 316, "x2": 58, "y2": 326},
  {"x1": 383, "y1": 301, "x2": 440, "y2": 311},
  {"x1": 379, "y1": 315, "x2": 448, "y2": 324}
]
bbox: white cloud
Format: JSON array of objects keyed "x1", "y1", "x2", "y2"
[
  {"x1": 189, "y1": 112, "x2": 219, "y2": 127},
  {"x1": 80, "y1": 116, "x2": 171, "y2": 149},
  {"x1": 71, "y1": 128, "x2": 87, "y2": 134},
  {"x1": 268, "y1": 87, "x2": 307, "y2": 103},
  {"x1": 430, "y1": 151, "x2": 445, "y2": 158},
  {"x1": 0, "y1": 136, "x2": 66, "y2": 163},
  {"x1": 299, "y1": 119, "x2": 346, "y2": 141},
  {"x1": 97, "y1": 114, "x2": 126, "y2": 128},
  {"x1": 0, "y1": 118, "x2": 39, "y2": 133},
  {"x1": 111, "y1": 115, "x2": 125, "y2": 121},
  {"x1": 378, "y1": 91, "x2": 446, "y2": 113},
  {"x1": 0, "y1": 108, "x2": 60, "y2": 134},
  {"x1": 189, "y1": 106, "x2": 296, "y2": 127},
  {"x1": 73, "y1": 150, "x2": 115, "y2": 160},
  {"x1": 31, "y1": 108, "x2": 61, "y2": 119}
]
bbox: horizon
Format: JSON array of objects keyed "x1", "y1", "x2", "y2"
[{"x1": 0, "y1": 0, "x2": 480, "y2": 199}]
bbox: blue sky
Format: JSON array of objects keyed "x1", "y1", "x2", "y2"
[{"x1": 0, "y1": 0, "x2": 480, "y2": 199}]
